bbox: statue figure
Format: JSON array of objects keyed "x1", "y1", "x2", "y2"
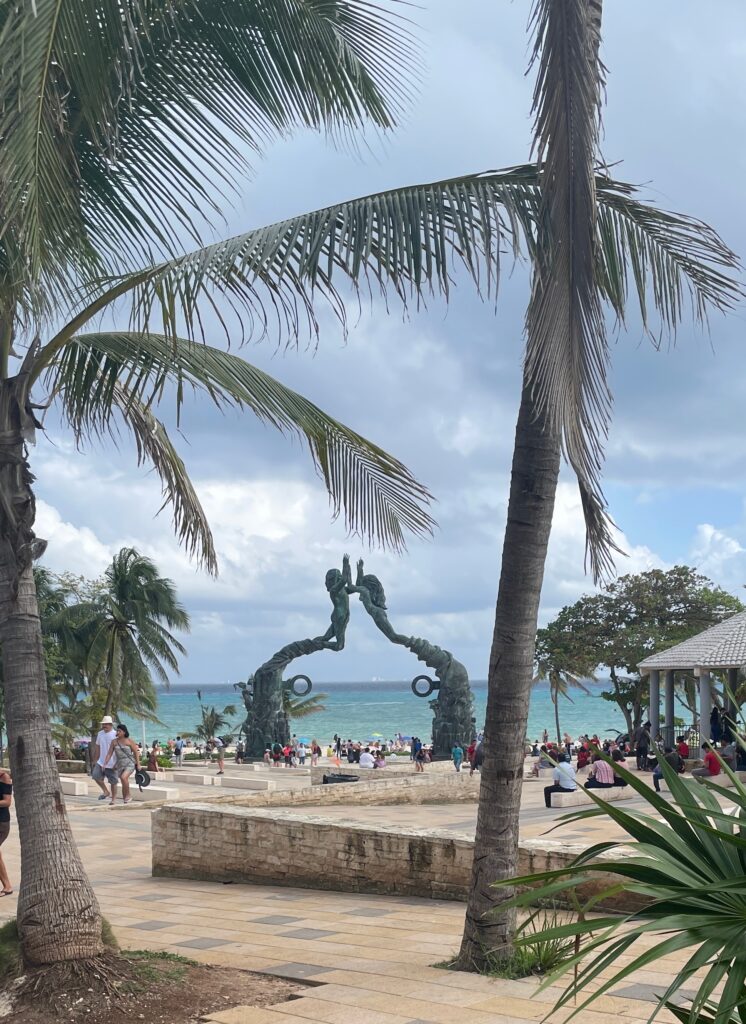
[
  {"x1": 240, "y1": 555, "x2": 350, "y2": 757},
  {"x1": 346, "y1": 559, "x2": 408, "y2": 644},
  {"x1": 315, "y1": 555, "x2": 352, "y2": 651},
  {"x1": 349, "y1": 559, "x2": 475, "y2": 757}
]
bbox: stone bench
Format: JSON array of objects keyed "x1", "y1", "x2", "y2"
[
  {"x1": 132, "y1": 785, "x2": 179, "y2": 802},
  {"x1": 550, "y1": 786, "x2": 633, "y2": 808},
  {"x1": 176, "y1": 773, "x2": 217, "y2": 786},
  {"x1": 215, "y1": 776, "x2": 275, "y2": 791},
  {"x1": 60, "y1": 776, "x2": 89, "y2": 796},
  {"x1": 659, "y1": 771, "x2": 745, "y2": 791}
]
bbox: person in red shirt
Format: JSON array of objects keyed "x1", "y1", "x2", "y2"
[
  {"x1": 676, "y1": 736, "x2": 690, "y2": 759},
  {"x1": 692, "y1": 743, "x2": 721, "y2": 780}
]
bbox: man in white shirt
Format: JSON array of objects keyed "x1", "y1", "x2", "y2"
[
  {"x1": 544, "y1": 753, "x2": 577, "y2": 808},
  {"x1": 92, "y1": 716, "x2": 118, "y2": 802},
  {"x1": 358, "y1": 748, "x2": 375, "y2": 769}
]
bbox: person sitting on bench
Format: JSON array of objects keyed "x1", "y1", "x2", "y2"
[
  {"x1": 584, "y1": 754, "x2": 615, "y2": 790},
  {"x1": 544, "y1": 753, "x2": 577, "y2": 808}
]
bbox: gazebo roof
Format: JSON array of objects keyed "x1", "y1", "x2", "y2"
[{"x1": 638, "y1": 611, "x2": 746, "y2": 673}]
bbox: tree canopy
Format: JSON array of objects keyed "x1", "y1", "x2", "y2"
[{"x1": 539, "y1": 566, "x2": 745, "y2": 733}]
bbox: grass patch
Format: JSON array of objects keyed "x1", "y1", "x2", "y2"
[
  {"x1": 124, "y1": 949, "x2": 197, "y2": 988},
  {"x1": 433, "y1": 908, "x2": 577, "y2": 980},
  {"x1": 0, "y1": 919, "x2": 20, "y2": 981}
]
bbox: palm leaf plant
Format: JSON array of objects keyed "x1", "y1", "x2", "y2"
[
  {"x1": 0, "y1": 0, "x2": 740, "y2": 975},
  {"x1": 534, "y1": 619, "x2": 596, "y2": 745},
  {"x1": 282, "y1": 690, "x2": 328, "y2": 720},
  {"x1": 494, "y1": 751, "x2": 746, "y2": 1023},
  {"x1": 193, "y1": 703, "x2": 238, "y2": 745}
]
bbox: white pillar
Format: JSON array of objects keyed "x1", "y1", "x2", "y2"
[
  {"x1": 699, "y1": 670, "x2": 712, "y2": 750},
  {"x1": 649, "y1": 670, "x2": 660, "y2": 741},
  {"x1": 664, "y1": 670, "x2": 675, "y2": 747}
]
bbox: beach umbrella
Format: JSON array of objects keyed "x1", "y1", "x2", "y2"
[{"x1": 298, "y1": 737, "x2": 310, "y2": 744}]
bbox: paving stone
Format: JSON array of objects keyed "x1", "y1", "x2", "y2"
[
  {"x1": 340, "y1": 908, "x2": 391, "y2": 918},
  {"x1": 177, "y1": 936, "x2": 234, "y2": 949},
  {"x1": 133, "y1": 920, "x2": 175, "y2": 930},
  {"x1": 251, "y1": 915, "x2": 304, "y2": 925},
  {"x1": 256, "y1": 963, "x2": 336, "y2": 980},
  {"x1": 279, "y1": 928, "x2": 338, "y2": 940}
]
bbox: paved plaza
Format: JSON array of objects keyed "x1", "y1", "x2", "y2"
[{"x1": 0, "y1": 775, "x2": 694, "y2": 1024}]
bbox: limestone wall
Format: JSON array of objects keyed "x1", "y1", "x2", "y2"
[
  {"x1": 209, "y1": 771, "x2": 480, "y2": 810},
  {"x1": 151, "y1": 803, "x2": 643, "y2": 912}
]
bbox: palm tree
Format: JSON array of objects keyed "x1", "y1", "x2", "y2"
[
  {"x1": 193, "y1": 704, "x2": 238, "y2": 745},
  {"x1": 533, "y1": 623, "x2": 595, "y2": 746},
  {"x1": 0, "y1": 0, "x2": 739, "y2": 973},
  {"x1": 456, "y1": 0, "x2": 742, "y2": 970},
  {"x1": 82, "y1": 548, "x2": 189, "y2": 724},
  {"x1": 282, "y1": 690, "x2": 328, "y2": 720}
]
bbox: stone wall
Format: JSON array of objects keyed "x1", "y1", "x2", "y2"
[
  {"x1": 210, "y1": 771, "x2": 480, "y2": 810},
  {"x1": 152, "y1": 803, "x2": 643, "y2": 912}
]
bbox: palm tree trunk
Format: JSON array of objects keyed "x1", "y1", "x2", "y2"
[
  {"x1": 554, "y1": 693, "x2": 562, "y2": 747},
  {"x1": 0, "y1": 376, "x2": 103, "y2": 965},
  {"x1": 456, "y1": 376, "x2": 561, "y2": 970}
]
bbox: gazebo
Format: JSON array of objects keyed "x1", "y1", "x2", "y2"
[{"x1": 638, "y1": 610, "x2": 746, "y2": 747}]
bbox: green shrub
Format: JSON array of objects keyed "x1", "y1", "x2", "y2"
[{"x1": 156, "y1": 755, "x2": 173, "y2": 768}]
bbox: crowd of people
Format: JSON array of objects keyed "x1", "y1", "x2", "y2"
[{"x1": 533, "y1": 725, "x2": 745, "y2": 808}]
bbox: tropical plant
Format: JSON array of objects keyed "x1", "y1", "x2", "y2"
[
  {"x1": 457, "y1": 0, "x2": 742, "y2": 971},
  {"x1": 542, "y1": 568, "x2": 744, "y2": 734},
  {"x1": 533, "y1": 621, "x2": 595, "y2": 745},
  {"x1": 80, "y1": 548, "x2": 189, "y2": 724},
  {"x1": 496, "y1": 751, "x2": 746, "y2": 1024},
  {"x1": 0, "y1": 0, "x2": 740, "y2": 976},
  {"x1": 193, "y1": 704, "x2": 238, "y2": 745},
  {"x1": 282, "y1": 690, "x2": 328, "y2": 720}
]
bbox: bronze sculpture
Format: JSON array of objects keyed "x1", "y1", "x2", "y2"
[{"x1": 239, "y1": 554, "x2": 475, "y2": 759}]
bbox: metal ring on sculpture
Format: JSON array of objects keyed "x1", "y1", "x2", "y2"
[
  {"x1": 285, "y1": 674, "x2": 313, "y2": 697},
  {"x1": 411, "y1": 674, "x2": 439, "y2": 698}
]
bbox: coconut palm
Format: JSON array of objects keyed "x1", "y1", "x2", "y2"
[
  {"x1": 534, "y1": 622, "x2": 595, "y2": 746},
  {"x1": 81, "y1": 548, "x2": 189, "y2": 723},
  {"x1": 456, "y1": 0, "x2": 742, "y2": 970},
  {"x1": 0, "y1": 0, "x2": 739, "y2": 973},
  {"x1": 282, "y1": 690, "x2": 328, "y2": 720},
  {"x1": 193, "y1": 704, "x2": 238, "y2": 746}
]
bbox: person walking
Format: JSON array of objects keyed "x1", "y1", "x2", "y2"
[
  {"x1": 174, "y1": 735, "x2": 186, "y2": 767},
  {"x1": 213, "y1": 736, "x2": 225, "y2": 775},
  {"x1": 414, "y1": 745, "x2": 426, "y2": 773},
  {"x1": 0, "y1": 768, "x2": 13, "y2": 897},
  {"x1": 103, "y1": 724, "x2": 141, "y2": 805},
  {"x1": 469, "y1": 741, "x2": 484, "y2": 777},
  {"x1": 544, "y1": 753, "x2": 577, "y2": 807},
  {"x1": 92, "y1": 715, "x2": 119, "y2": 803},
  {"x1": 452, "y1": 743, "x2": 464, "y2": 772}
]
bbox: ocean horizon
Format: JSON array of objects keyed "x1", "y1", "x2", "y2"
[{"x1": 135, "y1": 678, "x2": 628, "y2": 746}]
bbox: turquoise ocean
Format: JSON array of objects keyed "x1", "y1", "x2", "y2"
[{"x1": 139, "y1": 680, "x2": 626, "y2": 746}]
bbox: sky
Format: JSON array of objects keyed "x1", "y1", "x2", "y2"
[{"x1": 31, "y1": 0, "x2": 746, "y2": 686}]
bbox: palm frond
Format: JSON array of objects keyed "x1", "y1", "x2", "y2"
[
  {"x1": 29, "y1": 168, "x2": 741, "y2": 563},
  {"x1": 0, "y1": 0, "x2": 419, "y2": 288},
  {"x1": 526, "y1": 0, "x2": 613, "y2": 581},
  {"x1": 110, "y1": 387, "x2": 217, "y2": 575},
  {"x1": 46, "y1": 332, "x2": 435, "y2": 552}
]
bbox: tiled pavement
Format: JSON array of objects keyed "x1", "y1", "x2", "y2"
[{"x1": 0, "y1": 796, "x2": 689, "y2": 1023}]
